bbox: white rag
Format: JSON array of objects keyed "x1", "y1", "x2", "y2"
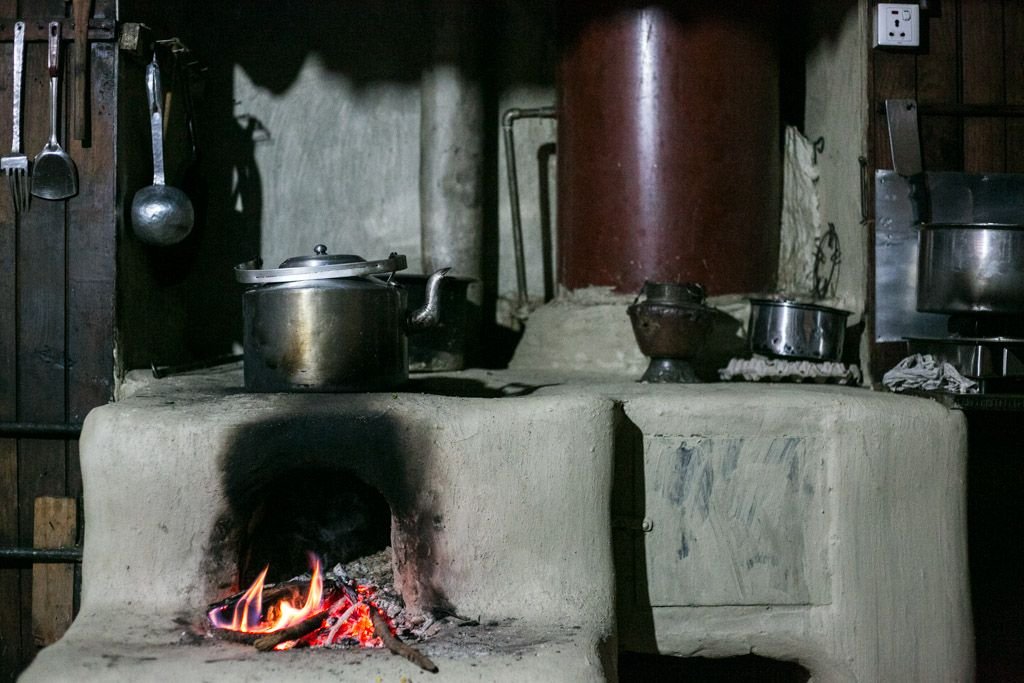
[
  {"x1": 719, "y1": 355, "x2": 861, "y2": 385},
  {"x1": 881, "y1": 354, "x2": 979, "y2": 394}
]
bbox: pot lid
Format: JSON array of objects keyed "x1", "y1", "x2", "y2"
[
  {"x1": 234, "y1": 245, "x2": 408, "y2": 285},
  {"x1": 279, "y1": 244, "x2": 367, "y2": 268}
]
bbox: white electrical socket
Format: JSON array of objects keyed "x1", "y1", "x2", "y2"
[{"x1": 874, "y1": 3, "x2": 920, "y2": 48}]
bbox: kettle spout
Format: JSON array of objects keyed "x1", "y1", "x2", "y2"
[{"x1": 406, "y1": 267, "x2": 450, "y2": 331}]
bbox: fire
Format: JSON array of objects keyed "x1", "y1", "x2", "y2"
[{"x1": 207, "y1": 554, "x2": 385, "y2": 649}]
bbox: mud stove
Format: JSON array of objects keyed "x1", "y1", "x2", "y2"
[{"x1": 18, "y1": 361, "x2": 974, "y2": 682}]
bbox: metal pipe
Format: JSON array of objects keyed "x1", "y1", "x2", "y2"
[
  {"x1": 0, "y1": 547, "x2": 82, "y2": 563},
  {"x1": 0, "y1": 422, "x2": 83, "y2": 439},
  {"x1": 501, "y1": 106, "x2": 556, "y2": 319}
]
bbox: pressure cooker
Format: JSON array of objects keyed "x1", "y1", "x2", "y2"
[{"x1": 235, "y1": 245, "x2": 448, "y2": 392}]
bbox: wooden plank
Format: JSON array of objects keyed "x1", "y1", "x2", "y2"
[
  {"x1": 0, "y1": 1, "x2": 19, "y2": 677},
  {"x1": 1005, "y1": 0, "x2": 1024, "y2": 172},
  {"x1": 916, "y1": 0, "x2": 962, "y2": 171},
  {"x1": 66, "y1": 41, "x2": 117, "y2": 502},
  {"x1": 30, "y1": 497, "x2": 75, "y2": 647},
  {"x1": 16, "y1": 0, "x2": 71, "y2": 664},
  {"x1": 961, "y1": 0, "x2": 1005, "y2": 172},
  {"x1": 0, "y1": 441, "x2": 18, "y2": 682},
  {"x1": 0, "y1": 2, "x2": 18, "y2": 675}
]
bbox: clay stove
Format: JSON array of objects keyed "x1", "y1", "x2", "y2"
[{"x1": 21, "y1": 361, "x2": 974, "y2": 682}]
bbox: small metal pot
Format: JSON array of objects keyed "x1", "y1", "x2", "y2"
[
  {"x1": 917, "y1": 223, "x2": 1024, "y2": 314},
  {"x1": 235, "y1": 246, "x2": 448, "y2": 392},
  {"x1": 392, "y1": 273, "x2": 476, "y2": 372},
  {"x1": 748, "y1": 299, "x2": 850, "y2": 362}
]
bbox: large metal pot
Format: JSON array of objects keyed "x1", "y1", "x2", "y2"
[
  {"x1": 917, "y1": 223, "x2": 1024, "y2": 314},
  {"x1": 748, "y1": 299, "x2": 850, "y2": 362},
  {"x1": 235, "y1": 246, "x2": 448, "y2": 392}
]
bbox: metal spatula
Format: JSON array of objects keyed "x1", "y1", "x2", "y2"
[{"x1": 31, "y1": 22, "x2": 78, "y2": 201}]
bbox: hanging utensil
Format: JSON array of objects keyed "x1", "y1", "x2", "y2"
[
  {"x1": 1, "y1": 21, "x2": 29, "y2": 213},
  {"x1": 130, "y1": 55, "x2": 194, "y2": 246},
  {"x1": 31, "y1": 22, "x2": 78, "y2": 201}
]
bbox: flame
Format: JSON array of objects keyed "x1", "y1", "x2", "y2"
[
  {"x1": 208, "y1": 555, "x2": 324, "y2": 633},
  {"x1": 207, "y1": 555, "x2": 387, "y2": 650}
]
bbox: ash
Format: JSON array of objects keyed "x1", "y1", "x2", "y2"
[{"x1": 321, "y1": 548, "x2": 475, "y2": 647}]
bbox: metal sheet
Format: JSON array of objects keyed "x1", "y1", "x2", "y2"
[{"x1": 874, "y1": 171, "x2": 1024, "y2": 341}]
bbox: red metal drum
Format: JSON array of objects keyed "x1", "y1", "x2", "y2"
[{"x1": 557, "y1": 2, "x2": 781, "y2": 295}]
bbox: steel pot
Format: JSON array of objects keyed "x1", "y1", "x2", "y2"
[
  {"x1": 392, "y1": 273, "x2": 475, "y2": 372},
  {"x1": 235, "y1": 245, "x2": 448, "y2": 392},
  {"x1": 748, "y1": 299, "x2": 850, "y2": 362},
  {"x1": 917, "y1": 223, "x2": 1024, "y2": 314}
]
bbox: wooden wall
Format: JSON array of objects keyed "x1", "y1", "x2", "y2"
[
  {"x1": 0, "y1": 0, "x2": 117, "y2": 677},
  {"x1": 872, "y1": 0, "x2": 1024, "y2": 174},
  {"x1": 869, "y1": 0, "x2": 1024, "y2": 376}
]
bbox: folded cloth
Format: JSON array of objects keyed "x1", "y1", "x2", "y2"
[
  {"x1": 719, "y1": 355, "x2": 861, "y2": 384},
  {"x1": 881, "y1": 353, "x2": 979, "y2": 394}
]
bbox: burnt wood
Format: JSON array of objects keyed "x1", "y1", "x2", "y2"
[
  {"x1": 252, "y1": 610, "x2": 329, "y2": 652},
  {"x1": 369, "y1": 605, "x2": 439, "y2": 673}
]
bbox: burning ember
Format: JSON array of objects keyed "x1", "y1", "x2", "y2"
[{"x1": 207, "y1": 554, "x2": 384, "y2": 650}]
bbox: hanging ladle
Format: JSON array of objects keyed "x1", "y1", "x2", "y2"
[{"x1": 131, "y1": 55, "x2": 194, "y2": 246}]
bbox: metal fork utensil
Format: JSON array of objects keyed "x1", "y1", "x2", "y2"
[{"x1": 0, "y1": 22, "x2": 29, "y2": 213}]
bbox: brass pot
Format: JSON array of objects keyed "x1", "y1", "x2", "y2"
[{"x1": 627, "y1": 282, "x2": 713, "y2": 383}]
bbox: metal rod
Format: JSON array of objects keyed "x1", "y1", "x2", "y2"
[
  {"x1": 502, "y1": 106, "x2": 556, "y2": 320},
  {"x1": 0, "y1": 422, "x2": 82, "y2": 439},
  {"x1": 877, "y1": 102, "x2": 1024, "y2": 117},
  {"x1": 151, "y1": 353, "x2": 243, "y2": 378},
  {"x1": 0, "y1": 547, "x2": 82, "y2": 563}
]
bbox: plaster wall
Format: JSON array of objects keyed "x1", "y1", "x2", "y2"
[
  {"x1": 802, "y1": 1, "x2": 869, "y2": 322},
  {"x1": 235, "y1": 60, "x2": 423, "y2": 272}
]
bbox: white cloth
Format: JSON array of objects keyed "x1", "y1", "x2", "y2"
[
  {"x1": 881, "y1": 354, "x2": 979, "y2": 394},
  {"x1": 777, "y1": 126, "x2": 821, "y2": 298},
  {"x1": 719, "y1": 354, "x2": 861, "y2": 385}
]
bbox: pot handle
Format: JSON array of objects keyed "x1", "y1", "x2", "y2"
[{"x1": 406, "y1": 267, "x2": 451, "y2": 333}]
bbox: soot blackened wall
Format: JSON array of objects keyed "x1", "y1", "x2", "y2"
[{"x1": 206, "y1": 411, "x2": 452, "y2": 615}]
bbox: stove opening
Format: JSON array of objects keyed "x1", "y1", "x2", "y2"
[{"x1": 235, "y1": 467, "x2": 392, "y2": 586}]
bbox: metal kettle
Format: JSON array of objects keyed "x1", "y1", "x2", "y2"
[{"x1": 235, "y1": 245, "x2": 449, "y2": 392}]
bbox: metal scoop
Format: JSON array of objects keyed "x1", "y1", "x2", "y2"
[
  {"x1": 130, "y1": 55, "x2": 193, "y2": 246},
  {"x1": 31, "y1": 22, "x2": 78, "y2": 201}
]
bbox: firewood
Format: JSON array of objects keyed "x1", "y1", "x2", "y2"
[
  {"x1": 253, "y1": 610, "x2": 329, "y2": 652},
  {"x1": 335, "y1": 579, "x2": 438, "y2": 673},
  {"x1": 211, "y1": 627, "x2": 263, "y2": 645},
  {"x1": 369, "y1": 606, "x2": 439, "y2": 673}
]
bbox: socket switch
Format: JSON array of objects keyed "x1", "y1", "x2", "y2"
[{"x1": 874, "y1": 3, "x2": 920, "y2": 48}]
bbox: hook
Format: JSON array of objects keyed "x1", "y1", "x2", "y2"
[{"x1": 811, "y1": 136, "x2": 825, "y2": 164}]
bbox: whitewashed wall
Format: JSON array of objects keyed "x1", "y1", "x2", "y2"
[{"x1": 234, "y1": 57, "x2": 423, "y2": 271}]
